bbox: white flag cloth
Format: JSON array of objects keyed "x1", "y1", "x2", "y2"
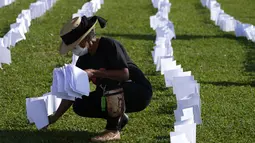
[
  {"x1": 26, "y1": 97, "x2": 49, "y2": 129},
  {"x1": 0, "y1": 0, "x2": 57, "y2": 51},
  {"x1": 51, "y1": 64, "x2": 90, "y2": 101},
  {"x1": 152, "y1": 46, "x2": 172, "y2": 64},
  {"x1": 150, "y1": 12, "x2": 173, "y2": 30},
  {"x1": 210, "y1": 2, "x2": 221, "y2": 21},
  {"x1": 152, "y1": 0, "x2": 160, "y2": 8},
  {"x1": 200, "y1": 0, "x2": 208, "y2": 7},
  {"x1": 174, "y1": 105, "x2": 202, "y2": 124},
  {"x1": 43, "y1": 92, "x2": 62, "y2": 116},
  {"x1": 164, "y1": 69, "x2": 191, "y2": 87},
  {"x1": 0, "y1": 39, "x2": 11, "y2": 65},
  {"x1": 8, "y1": 26, "x2": 26, "y2": 47},
  {"x1": 150, "y1": 13, "x2": 166, "y2": 30},
  {"x1": 216, "y1": 13, "x2": 236, "y2": 32},
  {"x1": 91, "y1": 0, "x2": 101, "y2": 13},
  {"x1": 157, "y1": 0, "x2": 171, "y2": 19},
  {"x1": 172, "y1": 76, "x2": 198, "y2": 100},
  {"x1": 72, "y1": 54, "x2": 79, "y2": 65},
  {"x1": 160, "y1": 58, "x2": 180, "y2": 75},
  {"x1": 170, "y1": 132, "x2": 191, "y2": 143},
  {"x1": 38, "y1": 0, "x2": 56, "y2": 10},
  {"x1": 207, "y1": 0, "x2": 217, "y2": 9},
  {"x1": 177, "y1": 93, "x2": 201, "y2": 111},
  {"x1": 66, "y1": 64, "x2": 90, "y2": 95},
  {"x1": 26, "y1": 93, "x2": 61, "y2": 129},
  {"x1": 174, "y1": 123, "x2": 196, "y2": 143},
  {"x1": 173, "y1": 81, "x2": 199, "y2": 100},
  {"x1": 73, "y1": 1, "x2": 99, "y2": 18},
  {"x1": 29, "y1": 1, "x2": 47, "y2": 20},
  {"x1": 201, "y1": 0, "x2": 255, "y2": 43},
  {"x1": 156, "y1": 56, "x2": 173, "y2": 71},
  {"x1": 244, "y1": 25, "x2": 255, "y2": 40},
  {"x1": 236, "y1": 21, "x2": 251, "y2": 37},
  {"x1": 155, "y1": 21, "x2": 176, "y2": 42},
  {"x1": 0, "y1": 0, "x2": 15, "y2": 8}
]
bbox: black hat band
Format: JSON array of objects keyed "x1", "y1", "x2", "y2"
[{"x1": 61, "y1": 16, "x2": 107, "y2": 46}]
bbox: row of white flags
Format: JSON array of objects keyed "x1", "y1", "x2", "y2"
[
  {"x1": 0, "y1": 0, "x2": 58, "y2": 69},
  {"x1": 25, "y1": 0, "x2": 104, "y2": 130},
  {"x1": 151, "y1": 0, "x2": 202, "y2": 143},
  {"x1": 0, "y1": 0, "x2": 15, "y2": 8},
  {"x1": 201, "y1": 0, "x2": 255, "y2": 43}
]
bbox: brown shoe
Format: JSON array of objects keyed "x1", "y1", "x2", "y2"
[{"x1": 91, "y1": 130, "x2": 120, "y2": 142}]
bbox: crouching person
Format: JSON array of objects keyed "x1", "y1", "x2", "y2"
[{"x1": 47, "y1": 15, "x2": 153, "y2": 142}]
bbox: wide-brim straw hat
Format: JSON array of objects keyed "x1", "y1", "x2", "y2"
[{"x1": 59, "y1": 15, "x2": 107, "y2": 55}]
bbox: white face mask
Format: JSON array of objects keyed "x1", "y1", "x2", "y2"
[{"x1": 72, "y1": 45, "x2": 88, "y2": 56}]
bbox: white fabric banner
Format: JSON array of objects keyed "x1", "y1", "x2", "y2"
[
  {"x1": 150, "y1": 0, "x2": 202, "y2": 142},
  {"x1": 0, "y1": 0, "x2": 58, "y2": 68},
  {"x1": 201, "y1": 0, "x2": 255, "y2": 43},
  {"x1": 0, "y1": 0, "x2": 15, "y2": 8}
]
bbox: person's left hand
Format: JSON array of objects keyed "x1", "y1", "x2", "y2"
[{"x1": 84, "y1": 69, "x2": 95, "y2": 79}]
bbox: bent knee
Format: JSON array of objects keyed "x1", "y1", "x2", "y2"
[
  {"x1": 137, "y1": 99, "x2": 151, "y2": 111},
  {"x1": 72, "y1": 101, "x2": 83, "y2": 116},
  {"x1": 126, "y1": 98, "x2": 152, "y2": 113}
]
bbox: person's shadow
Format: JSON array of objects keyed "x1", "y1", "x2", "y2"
[{"x1": 0, "y1": 129, "x2": 98, "y2": 143}]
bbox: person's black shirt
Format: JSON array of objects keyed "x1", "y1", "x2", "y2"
[{"x1": 76, "y1": 37, "x2": 152, "y2": 92}]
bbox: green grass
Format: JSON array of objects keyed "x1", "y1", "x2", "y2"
[
  {"x1": 0, "y1": 0, "x2": 36, "y2": 37},
  {"x1": 0, "y1": 0, "x2": 255, "y2": 142},
  {"x1": 171, "y1": 0, "x2": 255, "y2": 142},
  {"x1": 218, "y1": 0, "x2": 255, "y2": 25}
]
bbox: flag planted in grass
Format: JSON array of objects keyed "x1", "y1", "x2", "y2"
[
  {"x1": 0, "y1": 0, "x2": 15, "y2": 8},
  {"x1": 201, "y1": 0, "x2": 255, "y2": 43},
  {"x1": 72, "y1": 0, "x2": 104, "y2": 18},
  {"x1": 0, "y1": 39, "x2": 11, "y2": 66},
  {"x1": 26, "y1": 93, "x2": 61, "y2": 130},
  {"x1": 170, "y1": 132, "x2": 191, "y2": 143},
  {"x1": 174, "y1": 123, "x2": 196, "y2": 143},
  {"x1": 151, "y1": 0, "x2": 202, "y2": 142},
  {"x1": 26, "y1": 64, "x2": 91, "y2": 129},
  {"x1": 164, "y1": 69, "x2": 192, "y2": 87}
]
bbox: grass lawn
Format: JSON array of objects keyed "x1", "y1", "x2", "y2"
[
  {"x1": 0, "y1": 0, "x2": 255, "y2": 142},
  {"x1": 218, "y1": 0, "x2": 255, "y2": 25},
  {"x1": 0, "y1": 0, "x2": 36, "y2": 37}
]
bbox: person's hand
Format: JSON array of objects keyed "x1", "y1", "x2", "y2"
[{"x1": 84, "y1": 69, "x2": 96, "y2": 79}]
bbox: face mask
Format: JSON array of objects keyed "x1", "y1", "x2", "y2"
[{"x1": 72, "y1": 45, "x2": 88, "y2": 56}]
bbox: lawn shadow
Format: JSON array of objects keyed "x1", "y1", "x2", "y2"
[
  {"x1": 200, "y1": 81, "x2": 255, "y2": 87},
  {"x1": 0, "y1": 0, "x2": 35, "y2": 37},
  {"x1": 101, "y1": 33, "x2": 155, "y2": 41},
  {"x1": 192, "y1": 0, "x2": 255, "y2": 83},
  {"x1": 193, "y1": 2, "x2": 212, "y2": 24},
  {"x1": 156, "y1": 102, "x2": 176, "y2": 115},
  {"x1": 194, "y1": 2, "x2": 206, "y2": 10},
  {"x1": 153, "y1": 86, "x2": 170, "y2": 92},
  {"x1": 175, "y1": 33, "x2": 238, "y2": 41},
  {"x1": 100, "y1": 33, "x2": 238, "y2": 41},
  {"x1": 154, "y1": 135, "x2": 170, "y2": 143},
  {"x1": 0, "y1": 129, "x2": 97, "y2": 143},
  {"x1": 237, "y1": 37, "x2": 255, "y2": 73},
  {"x1": 0, "y1": 26, "x2": 11, "y2": 38}
]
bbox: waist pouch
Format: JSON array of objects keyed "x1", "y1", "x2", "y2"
[{"x1": 101, "y1": 87, "x2": 126, "y2": 117}]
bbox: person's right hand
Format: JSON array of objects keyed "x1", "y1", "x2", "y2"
[{"x1": 84, "y1": 69, "x2": 95, "y2": 79}]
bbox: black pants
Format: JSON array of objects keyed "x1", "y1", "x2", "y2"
[{"x1": 72, "y1": 81, "x2": 152, "y2": 130}]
